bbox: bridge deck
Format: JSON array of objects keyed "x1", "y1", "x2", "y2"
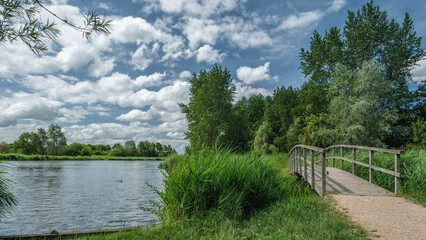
[{"x1": 299, "y1": 166, "x2": 394, "y2": 196}]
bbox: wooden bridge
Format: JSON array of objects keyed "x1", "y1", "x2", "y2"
[{"x1": 288, "y1": 145, "x2": 404, "y2": 196}]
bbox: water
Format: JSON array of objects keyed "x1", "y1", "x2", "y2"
[{"x1": 0, "y1": 160, "x2": 163, "y2": 236}]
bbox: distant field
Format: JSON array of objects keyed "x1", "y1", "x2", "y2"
[{"x1": 0, "y1": 153, "x2": 164, "y2": 161}]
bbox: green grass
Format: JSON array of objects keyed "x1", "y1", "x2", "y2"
[
  {"x1": 0, "y1": 153, "x2": 164, "y2": 161},
  {"x1": 325, "y1": 148, "x2": 425, "y2": 205},
  {"x1": 69, "y1": 152, "x2": 367, "y2": 240}
]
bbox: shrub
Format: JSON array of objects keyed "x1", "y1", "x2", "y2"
[
  {"x1": 153, "y1": 147, "x2": 285, "y2": 223},
  {"x1": 158, "y1": 154, "x2": 186, "y2": 174}
]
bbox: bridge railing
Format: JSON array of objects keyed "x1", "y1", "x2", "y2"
[
  {"x1": 324, "y1": 145, "x2": 404, "y2": 193},
  {"x1": 288, "y1": 145, "x2": 327, "y2": 195},
  {"x1": 288, "y1": 144, "x2": 404, "y2": 195}
]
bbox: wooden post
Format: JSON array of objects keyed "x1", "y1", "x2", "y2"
[
  {"x1": 352, "y1": 148, "x2": 356, "y2": 175},
  {"x1": 321, "y1": 151, "x2": 326, "y2": 196},
  {"x1": 340, "y1": 146, "x2": 344, "y2": 170},
  {"x1": 325, "y1": 151, "x2": 328, "y2": 168},
  {"x1": 395, "y1": 154, "x2": 400, "y2": 193},
  {"x1": 311, "y1": 150, "x2": 315, "y2": 191},
  {"x1": 303, "y1": 148, "x2": 307, "y2": 181},
  {"x1": 369, "y1": 150, "x2": 374, "y2": 183},
  {"x1": 332, "y1": 147, "x2": 335, "y2": 168},
  {"x1": 299, "y1": 147, "x2": 302, "y2": 174}
]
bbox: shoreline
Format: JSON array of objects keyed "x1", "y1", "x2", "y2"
[{"x1": 0, "y1": 154, "x2": 164, "y2": 161}]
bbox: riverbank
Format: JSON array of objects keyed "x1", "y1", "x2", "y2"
[
  {"x1": 0, "y1": 153, "x2": 164, "y2": 161},
  {"x1": 68, "y1": 153, "x2": 367, "y2": 240}
]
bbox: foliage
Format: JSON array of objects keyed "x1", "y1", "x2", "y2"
[
  {"x1": 412, "y1": 118, "x2": 426, "y2": 147},
  {"x1": 153, "y1": 148, "x2": 284, "y2": 223},
  {"x1": 110, "y1": 143, "x2": 124, "y2": 157},
  {"x1": 0, "y1": 142, "x2": 11, "y2": 153},
  {"x1": 253, "y1": 121, "x2": 277, "y2": 154},
  {"x1": 13, "y1": 132, "x2": 43, "y2": 154},
  {"x1": 0, "y1": 0, "x2": 111, "y2": 55},
  {"x1": 158, "y1": 154, "x2": 187, "y2": 174},
  {"x1": 328, "y1": 60, "x2": 396, "y2": 147},
  {"x1": 299, "y1": 0, "x2": 424, "y2": 147},
  {"x1": 124, "y1": 140, "x2": 136, "y2": 157},
  {"x1": 47, "y1": 124, "x2": 67, "y2": 155},
  {"x1": 179, "y1": 65, "x2": 236, "y2": 150},
  {"x1": 0, "y1": 162, "x2": 17, "y2": 220}
]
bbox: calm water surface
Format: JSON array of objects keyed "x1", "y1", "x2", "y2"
[{"x1": 0, "y1": 160, "x2": 163, "y2": 236}]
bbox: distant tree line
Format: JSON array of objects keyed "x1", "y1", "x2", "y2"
[
  {"x1": 1, "y1": 124, "x2": 176, "y2": 157},
  {"x1": 180, "y1": 1, "x2": 425, "y2": 154}
]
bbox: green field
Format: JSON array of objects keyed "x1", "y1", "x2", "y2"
[{"x1": 0, "y1": 153, "x2": 163, "y2": 161}]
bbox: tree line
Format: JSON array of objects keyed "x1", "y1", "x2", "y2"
[
  {"x1": 1, "y1": 124, "x2": 176, "y2": 157},
  {"x1": 180, "y1": 1, "x2": 425, "y2": 153}
]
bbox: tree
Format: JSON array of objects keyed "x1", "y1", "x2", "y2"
[
  {"x1": 37, "y1": 128, "x2": 48, "y2": 154},
  {"x1": 299, "y1": 1, "x2": 424, "y2": 147},
  {"x1": 179, "y1": 65, "x2": 236, "y2": 150},
  {"x1": 412, "y1": 118, "x2": 426, "y2": 147},
  {"x1": 0, "y1": 0, "x2": 111, "y2": 55},
  {"x1": 253, "y1": 121, "x2": 277, "y2": 154},
  {"x1": 47, "y1": 124, "x2": 66, "y2": 155},
  {"x1": 110, "y1": 143, "x2": 124, "y2": 156},
  {"x1": 124, "y1": 140, "x2": 136, "y2": 157},
  {"x1": 13, "y1": 132, "x2": 43, "y2": 154},
  {"x1": 328, "y1": 60, "x2": 396, "y2": 147},
  {"x1": 0, "y1": 142, "x2": 11, "y2": 153}
]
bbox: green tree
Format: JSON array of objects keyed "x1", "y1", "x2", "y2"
[
  {"x1": 253, "y1": 121, "x2": 277, "y2": 154},
  {"x1": 0, "y1": 0, "x2": 111, "y2": 55},
  {"x1": 47, "y1": 124, "x2": 67, "y2": 155},
  {"x1": 37, "y1": 128, "x2": 48, "y2": 154},
  {"x1": 412, "y1": 118, "x2": 426, "y2": 147},
  {"x1": 179, "y1": 65, "x2": 236, "y2": 150},
  {"x1": 110, "y1": 143, "x2": 124, "y2": 156},
  {"x1": 124, "y1": 140, "x2": 136, "y2": 157},
  {"x1": 0, "y1": 142, "x2": 11, "y2": 153},
  {"x1": 299, "y1": 1, "x2": 424, "y2": 147},
  {"x1": 13, "y1": 132, "x2": 43, "y2": 154},
  {"x1": 328, "y1": 60, "x2": 396, "y2": 147}
]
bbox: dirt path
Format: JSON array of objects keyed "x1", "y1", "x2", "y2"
[{"x1": 329, "y1": 195, "x2": 426, "y2": 240}]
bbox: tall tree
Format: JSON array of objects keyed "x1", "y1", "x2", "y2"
[
  {"x1": 124, "y1": 140, "x2": 136, "y2": 157},
  {"x1": 47, "y1": 124, "x2": 66, "y2": 155},
  {"x1": 13, "y1": 132, "x2": 43, "y2": 154},
  {"x1": 37, "y1": 128, "x2": 48, "y2": 154},
  {"x1": 299, "y1": 0, "x2": 424, "y2": 146},
  {"x1": 328, "y1": 60, "x2": 396, "y2": 147},
  {"x1": 179, "y1": 65, "x2": 236, "y2": 150}
]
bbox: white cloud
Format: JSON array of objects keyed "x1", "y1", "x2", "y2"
[
  {"x1": 181, "y1": 17, "x2": 220, "y2": 49},
  {"x1": 116, "y1": 109, "x2": 153, "y2": 121},
  {"x1": 412, "y1": 58, "x2": 426, "y2": 83},
  {"x1": 57, "y1": 106, "x2": 90, "y2": 123},
  {"x1": 1, "y1": 93, "x2": 63, "y2": 122},
  {"x1": 196, "y1": 45, "x2": 225, "y2": 63},
  {"x1": 144, "y1": 0, "x2": 238, "y2": 17},
  {"x1": 237, "y1": 62, "x2": 271, "y2": 84},
  {"x1": 328, "y1": 0, "x2": 347, "y2": 12},
  {"x1": 234, "y1": 82, "x2": 272, "y2": 101},
  {"x1": 179, "y1": 71, "x2": 192, "y2": 79},
  {"x1": 278, "y1": 10, "x2": 324, "y2": 30},
  {"x1": 89, "y1": 57, "x2": 115, "y2": 77},
  {"x1": 131, "y1": 43, "x2": 160, "y2": 70}
]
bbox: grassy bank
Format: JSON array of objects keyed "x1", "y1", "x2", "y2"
[
  {"x1": 0, "y1": 153, "x2": 163, "y2": 161},
  {"x1": 329, "y1": 148, "x2": 425, "y2": 205},
  {"x1": 70, "y1": 152, "x2": 367, "y2": 240}
]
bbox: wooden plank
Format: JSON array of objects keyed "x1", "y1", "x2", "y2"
[{"x1": 327, "y1": 156, "x2": 400, "y2": 177}]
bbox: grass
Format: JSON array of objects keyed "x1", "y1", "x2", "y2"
[
  {"x1": 0, "y1": 153, "x2": 164, "y2": 161},
  {"x1": 325, "y1": 147, "x2": 425, "y2": 205},
  {"x1": 68, "y1": 151, "x2": 368, "y2": 240}
]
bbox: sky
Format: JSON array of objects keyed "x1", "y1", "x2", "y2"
[{"x1": 1, "y1": 0, "x2": 425, "y2": 153}]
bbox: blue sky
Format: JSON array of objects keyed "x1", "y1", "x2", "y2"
[{"x1": 1, "y1": 0, "x2": 425, "y2": 152}]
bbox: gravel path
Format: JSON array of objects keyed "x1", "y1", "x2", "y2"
[{"x1": 329, "y1": 195, "x2": 426, "y2": 240}]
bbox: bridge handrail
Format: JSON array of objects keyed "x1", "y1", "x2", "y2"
[
  {"x1": 325, "y1": 145, "x2": 405, "y2": 154},
  {"x1": 288, "y1": 144, "x2": 404, "y2": 195}
]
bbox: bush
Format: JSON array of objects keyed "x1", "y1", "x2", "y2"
[
  {"x1": 158, "y1": 154, "x2": 186, "y2": 174},
  {"x1": 153, "y1": 147, "x2": 285, "y2": 224}
]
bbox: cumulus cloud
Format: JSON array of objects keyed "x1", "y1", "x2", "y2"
[
  {"x1": 140, "y1": 0, "x2": 238, "y2": 17},
  {"x1": 131, "y1": 43, "x2": 158, "y2": 70},
  {"x1": 412, "y1": 58, "x2": 426, "y2": 83},
  {"x1": 89, "y1": 57, "x2": 115, "y2": 77},
  {"x1": 179, "y1": 71, "x2": 192, "y2": 79},
  {"x1": 1, "y1": 93, "x2": 62, "y2": 121},
  {"x1": 237, "y1": 62, "x2": 272, "y2": 84},
  {"x1": 328, "y1": 0, "x2": 347, "y2": 12},
  {"x1": 234, "y1": 82, "x2": 272, "y2": 101},
  {"x1": 116, "y1": 109, "x2": 153, "y2": 121},
  {"x1": 181, "y1": 17, "x2": 220, "y2": 49},
  {"x1": 196, "y1": 45, "x2": 225, "y2": 63},
  {"x1": 278, "y1": 10, "x2": 324, "y2": 30}
]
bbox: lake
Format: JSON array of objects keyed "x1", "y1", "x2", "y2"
[{"x1": 0, "y1": 160, "x2": 163, "y2": 237}]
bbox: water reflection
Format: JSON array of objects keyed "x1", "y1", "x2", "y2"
[{"x1": 0, "y1": 161, "x2": 163, "y2": 237}]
